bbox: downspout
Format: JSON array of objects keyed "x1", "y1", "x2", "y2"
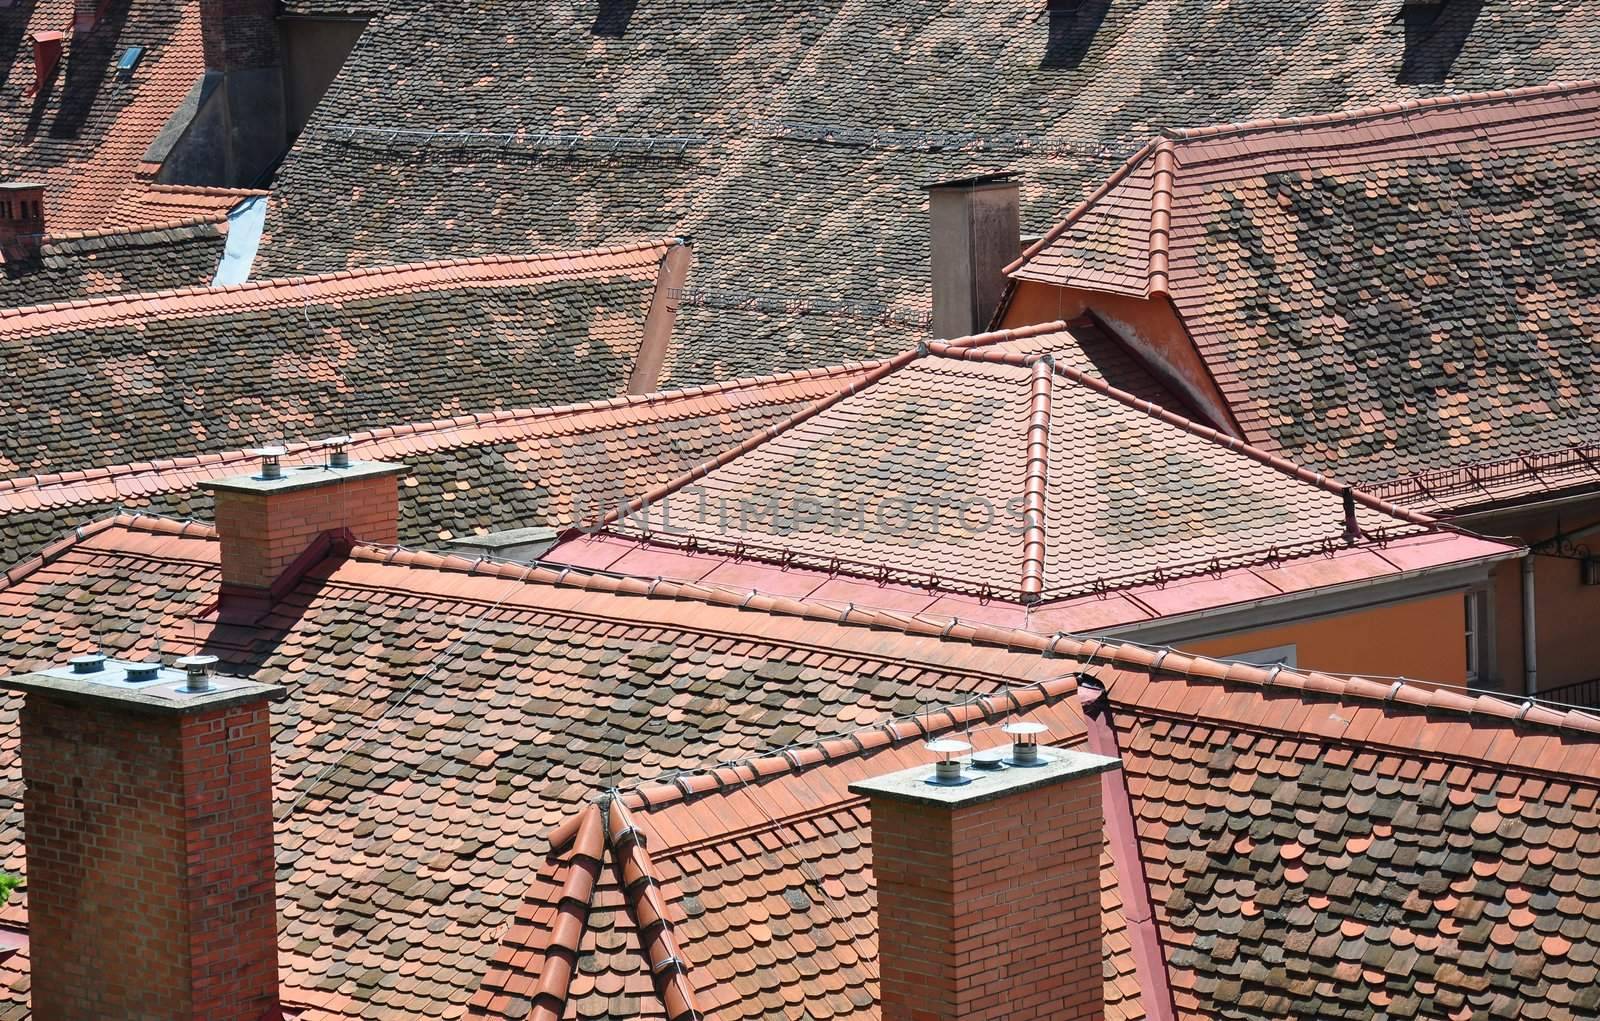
[
  {"x1": 1522, "y1": 554, "x2": 1538, "y2": 695},
  {"x1": 627, "y1": 239, "x2": 693, "y2": 395}
]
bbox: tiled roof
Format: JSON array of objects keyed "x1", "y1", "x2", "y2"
[
  {"x1": 0, "y1": 0, "x2": 205, "y2": 232},
  {"x1": 0, "y1": 516, "x2": 1089, "y2": 1019},
  {"x1": 1011, "y1": 80, "x2": 1600, "y2": 496},
  {"x1": 466, "y1": 631, "x2": 1600, "y2": 1021},
  {"x1": 0, "y1": 215, "x2": 225, "y2": 308},
  {"x1": 0, "y1": 516, "x2": 1595, "y2": 1019},
  {"x1": 0, "y1": 240, "x2": 679, "y2": 476},
  {"x1": 255, "y1": 0, "x2": 1600, "y2": 382},
  {"x1": 0, "y1": 360, "x2": 875, "y2": 568},
  {"x1": 102, "y1": 183, "x2": 264, "y2": 229},
  {"x1": 552, "y1": 320, "x2": 1515, "y2": 632}
]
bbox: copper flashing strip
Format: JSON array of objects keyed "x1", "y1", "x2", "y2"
[
  {"x1": 628, "y1": 241, "x2": 694, "y2": 394},
  {"x1": 1019, "y1": 359, "x2": 1052, "y2": 602},
  {"x1": 1147, "y1": 141, "x2": 1177, "y2": 297},
  {"x1": 1077, "y1": 678, "x2": 1178, "y2": 1021}
]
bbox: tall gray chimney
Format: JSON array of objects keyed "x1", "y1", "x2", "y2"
[{"x1": 925, "y1": 173, "x2": 1021, "y2": 338}]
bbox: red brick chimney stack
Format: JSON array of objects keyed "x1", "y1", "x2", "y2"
[
  {"x1": 0, "y1": 183, "x2": 45, "y2": 261},
  {"x1": 850, "y1": 738, "x2": 1117, "y2": 1021},
  {"x1": 202, "y1": 450, "x2": 407, "y2": 605},
  {"x1": 0, "y1": 655, "x2": 288, "y2": 1019}
]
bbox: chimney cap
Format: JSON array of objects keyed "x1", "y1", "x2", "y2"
[
  {"x1": 202, "y1": 458, "x2": 409, "y2": 496},
  {"x1": 923, "y1": 171, "x2": 1021, "y2": 192},
  {"x1": 849, "y1": 745, "x2": 1118, "y2": 808},
  {"x1": 0, "y1": 657, "x2": 286, "y2": 716}
]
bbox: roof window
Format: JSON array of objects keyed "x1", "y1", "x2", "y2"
[{"x1": 116, "y1": 46, "x2": 145, "y2": 81}]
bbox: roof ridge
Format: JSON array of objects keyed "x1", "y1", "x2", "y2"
[
  {"x1": 602, "y1": 347, "x2": 922, "y2": 527},
  {"x1": 523, "y1": 799, "x2": 701, "y2": 1021},
  {"x1": 1004, "y1": 138, "x2": 1164, "y2": 275},
  {"x1": 0, "y1": 359, "x2": 882, "y2": 507},
  {"x1": 1147, "y1": 140, "x2": 1177, "y2": 297},
  {"x1": 601, "y1": 322, "x2": 1084, "y2": 528},
  {"x1": 1165, "y1": 77, "x2": 1600, "y2": 145},
  {"x1": 0, "y1": 511, "x2": 214, "y2": 592},
  {"x1": 43, "y1": 215, "x2": 228, "y2": 245},
  {"x1": 924, "y1": 338, "x2": 1442, "y2": 530},
  {"x1": 614, "y1": 674, "x2": 1084, "y2": 815},
  {"x1": 0, "y1": 238, "x2": 678, "y2": 332},
  {"x1": 336, "y1": 540, "x2": 1600, "y2": 743},
  {"x1": 1008, "y1": 79, "x2": 1600, "y2": 282},
  {"x1": 144, "y1": 184, "x2": 271, "y2": 198},
  {"x1": 602, "y1": 800, "x2": 699, "y2": 1021},
  {"x1": 1019, "y1": 359, "x2": 1052, "y2": 602}
]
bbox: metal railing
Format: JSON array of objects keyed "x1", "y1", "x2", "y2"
[{"x1": 1535, "y1": 676, "x2": 1600, "y2": 711}]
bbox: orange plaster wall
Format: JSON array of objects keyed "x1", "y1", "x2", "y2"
[
  {"x1": 1183, "y1": 592, "x2": 1471, "y2": 686},
  {"x1": 998, "y1": 280, "x2": 1239, "y2": 434},
  {"x1": 1460, "y1": 499, "x2": 1600, "y2": 694}
]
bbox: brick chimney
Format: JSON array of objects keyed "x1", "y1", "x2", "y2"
[
  {"x1": 201, "y1": 447, "x2": 406, "y2": 609},
  {"x1": 0, "y1": 654, "x2": 287, "y2": 1019},
  {"x1": 850, "y1": 738, "x2": 1116, "y2": 1021},
  {"x1": 0, "y1": 182, "x2": 46, "y2": 262},
  {"x1": 73, "y1": 0, "x2": 111, "y2": 32},
  {"x1": 925, "y1": 172, "x2": 1022, "y2": 338}
]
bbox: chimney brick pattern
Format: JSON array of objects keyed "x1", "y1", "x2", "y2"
[
  {"x1": 19, "y1": 695, "x2": 279, "y2": 1020},
  {"x1": 868, "y1": 766, "x2": 1106, "y2": 1021},
  {"x1": 210, "y1": 467, "x2": 402, "y2": 594},
  {"x1": 199, "y1": 0, "x2": 280, "y2": 70}
]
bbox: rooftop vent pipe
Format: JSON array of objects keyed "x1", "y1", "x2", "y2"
[
  {"x1": 69, "y1": 653, "x2": 106, "y2": 675},
  {"x1": 176, "y1": 654, "x2": 218, "y2": 693},
  {"x1": 1341, "y1": 486, "x2": 1362, "y2": 542},
  {"x1": 924, "y1": 737, "x2": 972, "y2": 786},
  {"x1": 323, "y1": 436, "x2": 352, "y2": 469},
  {"x1": 124, "y1": 661, "x2": 161, "y2": 683},
  {"x1": 1002, "y1": 720, "x2": 1049, "y2": 766},
  {"x1": 248, "y1": 446, "x2": 286, "y2": 481}
]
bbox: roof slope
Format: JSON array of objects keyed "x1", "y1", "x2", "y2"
[
  {"x1": 0, "y1": 215, "x2": 225, "y2": 307},
  {"x1": 0, "y1": 240, "x2": 677, "y2": 476},
  {"x1": 0, "y1": 360, "x2": 874, "y2": 568},
  {"x1": 0, "y1": 516, "x2": 1088, "y2": 1020},
  {"x1": 474, "y1": 638, "x2": 1600, "y2": 1021},
  {"x1": 1, "y1": 0, "x2": 204, "y2": 231},
  {"x1": 1012, "y1": 80, "x2": 1600, "y2": 496},
  {"x1": 0, "y1": 516, "x2": 1594, "y2": 1019},
  {"x1": 255, "y1": 0, "x2": 1600, "y2": 382},
  {"x1": 553, "y1": 321, "x2": 1513, "y2": 632}
]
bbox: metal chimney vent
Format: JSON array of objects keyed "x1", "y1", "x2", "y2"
[
  {"x1": 924, "y1": 737, "x2": 973, "y2": 786},
  {"x1": 69, "y1": 653, "x2": 106, "y2": 675},
  {"x1": 124, "y1": 661, "x2": 162, "y2": 683},
  {"x1": 322, "y1": 435, "x2": 352, "y2": 469},
  {"x1": 1002, "y1": 721, "x2": 1049, "y2": 767},
  {"x1": 175, "y1": 654, "x2": 218, "y2": 693},
  {"x1": 248, "y1": 446, "x2": 286, "y2": 481}
]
